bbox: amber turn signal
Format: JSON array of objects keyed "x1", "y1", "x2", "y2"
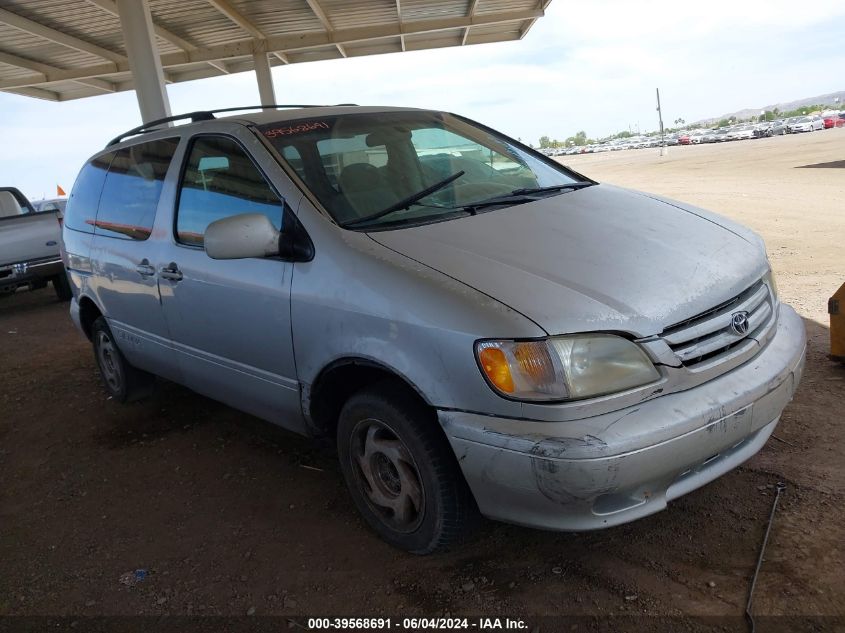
[{"x1": 478, "y1": 347, "x2": 514, "y2": 393}]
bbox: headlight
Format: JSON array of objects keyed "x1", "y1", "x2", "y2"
[{"x1": 475, "y1": 334, "x2": 660, "y2": 402}]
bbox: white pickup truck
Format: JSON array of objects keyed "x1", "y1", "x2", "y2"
[{"x1": 0, "y1": 187, "x2": 71, "y2": 300}]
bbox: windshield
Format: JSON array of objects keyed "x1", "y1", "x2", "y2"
[{"x1": 258, "y1": 111, "x2": 583, "y2": 230}]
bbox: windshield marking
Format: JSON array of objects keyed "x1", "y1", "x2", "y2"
[{"x1": 262, "y1": 121, "x2": 330, "y2": 138}]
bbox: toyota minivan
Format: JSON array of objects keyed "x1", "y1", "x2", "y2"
[{"x1": 60, "y1": 105, "x2": 806, "y2": 553}]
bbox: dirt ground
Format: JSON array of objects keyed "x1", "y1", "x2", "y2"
[{"x1": 1, "y1": 129, "x2": 843, "y2": 629}]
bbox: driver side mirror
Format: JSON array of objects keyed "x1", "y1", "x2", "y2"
[{"x1": 205, "y1": 213, "x2": 280, "y2": 260}]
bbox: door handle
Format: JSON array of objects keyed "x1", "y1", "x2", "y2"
[
  {"x1": 159, "y1": 262, "x2": 183, "y2": 282},
  {"x1": 135, "y1": 259, "x2": 156, "y2": 277}
]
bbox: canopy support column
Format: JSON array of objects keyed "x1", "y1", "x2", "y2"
[
  {"x1": 116, "y1": 0, "x2": 171, "y2": 123},
  {"x1": 253, "y1": 52, "x2": 276, "y2": 105}
]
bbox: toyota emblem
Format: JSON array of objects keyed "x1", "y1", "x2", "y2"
[{"x1": 730, "y1": 311, "x2": 750, "y2": 336}]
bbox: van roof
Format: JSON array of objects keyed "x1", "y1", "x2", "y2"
[{"x1": 107, "y1": 104, "x2": 425, "y2": 147}]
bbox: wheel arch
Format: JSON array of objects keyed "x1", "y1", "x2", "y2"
[
  {"x1": 304, "y1": 356, "x2": 434, "y2": 437},
  {"x1": 77, "y1": 294, "x2": 104, "y2": 341}
]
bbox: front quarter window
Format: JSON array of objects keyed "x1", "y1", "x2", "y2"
[{"x1": 176, "y1": 136, "x2": 283, "y2": 247}]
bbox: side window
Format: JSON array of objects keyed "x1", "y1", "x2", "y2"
[
  {"x1": 95, "y1": 138, "x2": 179, "y2": 240},
  {"x1": 176, "y1": 136, "x2": 283, "y2": 247},
  {"x1": 64, "y1": 154, "x2": 112, "y2": 234}
]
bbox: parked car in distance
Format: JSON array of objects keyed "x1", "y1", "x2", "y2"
[
  {"x1": 754, "y1": 121, "x2": 773, "y2": 138},
  {"x1": 32, "y1": 198, "x2": 68, "y2": 214},
  {"x1": 768, "y1": 120, "x2": 788, "y2": 136},
  {"x1": 727, "y1": 124, "x2": 756, "y2": 141},
  {"x1": 784, "y1": 116, "x2": 803, "y2": 133},
  {"x1": 823, "y1": 113, "x2": 845, "y2": 129},
  {"x1": 678, "y1": 131, "x2": 705, "y2": 145},
  {"x1": 789, "y1": 116, "x2": 824, "y2": 133},
  {"x1": 61, "y1": 105, "x2": 806, "y2": 553},
  {"x1": 713, "y1": 128, "x2": 730, "y2": 142},
  {"x1": 1, "y1": 187, "x2": 71, "y2": 299}
]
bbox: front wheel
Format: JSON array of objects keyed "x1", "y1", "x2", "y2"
[
  {"x1": 337, "y1": 383, "x2": 476, "y2": 554},
  {"x1": 91, "y1": 317, "x2": 154, "y2": 403}
]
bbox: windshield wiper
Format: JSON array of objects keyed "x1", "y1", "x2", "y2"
[
  {"x1": 508, "y1": 181, "x2": 595, "y2": 196},
  {"x1": 457, "y1": 181, "x2": 595, "y2": 213},
  {"x1": 341, "y1": 170, "x2": 465, "y2": 229}
]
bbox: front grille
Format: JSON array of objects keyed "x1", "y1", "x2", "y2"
[{"x1": 661, "y1": 279, "x2": 775, "y2": 368}]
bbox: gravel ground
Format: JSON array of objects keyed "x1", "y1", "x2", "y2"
[{"x1": 1, "y1": 129, "x2": 843, "y2": 628}]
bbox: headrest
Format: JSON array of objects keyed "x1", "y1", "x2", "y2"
[{"x1": 339, "y1": 163, "x2": 383, "y2": 193}]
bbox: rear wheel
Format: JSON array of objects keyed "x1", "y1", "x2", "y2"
[
  {"x1": 337, "y1": 383, "x2": 475, "y2": 554},
  {"x1": 52, "y1": 273, "x2": 72, "y2": 301},
  {"x1": 91, "y1": 317, "x2": 154, "y2": 403}
]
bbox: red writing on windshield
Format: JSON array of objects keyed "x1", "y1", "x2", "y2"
[{"x1": 263, "y1": 121, "x2": 330, "y2": 138}]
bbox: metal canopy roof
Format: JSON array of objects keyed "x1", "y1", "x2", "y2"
[{"x1": 0, "y1": 0, "x2": 551, "y2": 103}]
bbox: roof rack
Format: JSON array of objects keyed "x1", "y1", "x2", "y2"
[{"x1": 106, "y1": 103, "x2": 359, "y2": 147}]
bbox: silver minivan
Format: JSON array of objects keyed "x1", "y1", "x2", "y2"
[{"x1": 61, "y1": 106, "x2": 806, "y2": 553}]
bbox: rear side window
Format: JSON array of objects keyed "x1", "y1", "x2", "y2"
[
  {"x1": 94, "y1": 138, "x2": 179, "y2": 240},
  {"x1": 64, "y1": 154, "x2": 112, "y2": 234},
  {"x1": 176, "y1": 136, "x2": 282, "y2": 247}
]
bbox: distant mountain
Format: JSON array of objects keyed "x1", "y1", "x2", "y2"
[{"x1": 697, "y1": 90, "x2": 845, "y2": 123}]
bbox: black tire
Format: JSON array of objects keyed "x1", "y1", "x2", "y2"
[
  {"x1": 52, "y1": 273, "x2": 72, "y2": 301},
  {"x1": 337, "y1": 382, "x2": 475, "y2": 554},
  {"x1": 91, "y1": 316, "x2": 154, "y2": 403}
]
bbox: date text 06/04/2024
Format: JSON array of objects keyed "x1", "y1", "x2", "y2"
[{"x1": 306, "y1": 617, "x2": 529, "y2": 630}]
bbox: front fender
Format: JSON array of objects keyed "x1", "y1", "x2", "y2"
[{"x1": 290, "y1": 204, "x2": 545, "y2": 418}]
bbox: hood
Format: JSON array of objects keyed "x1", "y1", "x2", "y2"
[{"x1": 368, "y1": 184, "x2": 768, "y2": 337}]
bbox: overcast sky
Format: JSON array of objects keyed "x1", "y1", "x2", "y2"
[{"x1": 2, "y1": 0, "x2": 844, "y2": 200}]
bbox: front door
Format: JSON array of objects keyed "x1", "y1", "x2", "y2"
[{"x1": 158, "y1": 133, "x2": 303, "y2": 430}]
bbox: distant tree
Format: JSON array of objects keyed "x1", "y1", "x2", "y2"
[
  {"x1": 538, "y1": 135, "x2": 551, "y2": 148},
  {"x1": 566, "y1": 130, "x2": 588, "y2": 146},
  {"x1": 781, "y1": 104, "x2": 829, "y2": 118},
  {"x1": 717, "y1": 118, "x2": 731, "y2": 127}
]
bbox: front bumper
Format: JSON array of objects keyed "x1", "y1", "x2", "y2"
[{"x1": 439, "y1": 304, "x2": 806, "y2": 531}]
